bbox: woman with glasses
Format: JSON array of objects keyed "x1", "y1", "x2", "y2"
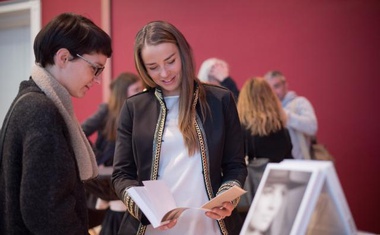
[
  {"x1": 112, "y1": 21, "x2": 247, "y2": 235},
  {"x1": 0, "y1": 12, "x2": 112, "y2": 234}
]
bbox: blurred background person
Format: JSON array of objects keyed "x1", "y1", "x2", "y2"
[
  {"x1": 82, "y1": 72, "x2": 143, "y2": 235},
  {"x1": 237, "y1": 77, "x2": 293, "y2": 164},
  {"x1": 264, "y1": 71, "x2": 317, "y2": 160},
  {"x1": 236, "y1": 77, "x2": 292, "y2": 220},
  {"x1": 197, "y1": 57, "x2": 239, "y2": 100},
  {"x1": 82, "y1": 72, "x2": 142, "y2": 168}
]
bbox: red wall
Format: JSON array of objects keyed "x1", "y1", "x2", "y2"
[{"x1": 42, "y1": 0, "x2": 380, "y2": 233}]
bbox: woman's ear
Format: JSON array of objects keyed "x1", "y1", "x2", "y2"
[{"x1": 55, "y1": 48, "x2": 71, "y2": 68}]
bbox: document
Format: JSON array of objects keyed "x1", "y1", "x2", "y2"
[{"x1": 127, "y1": 180, "x2": 246, "y2": 228}]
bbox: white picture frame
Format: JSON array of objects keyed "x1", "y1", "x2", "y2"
[{"x1": 240, "y1": 160, "x2": 357, "y2": 235}]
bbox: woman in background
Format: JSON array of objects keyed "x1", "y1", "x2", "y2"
[
  {"x1": 237, "y1": 77, "x2": 292, "y2": 164},
  {"x1": 82, "y1": 72, "x2": 142, "y2": 167},
  {"x1": 82, "y1": 72, "x2": 143, "y2": 235},
  {"x1": 236, "y1": 77, "x2": 293, "y2": 217}
]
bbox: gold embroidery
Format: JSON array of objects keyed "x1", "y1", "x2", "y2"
[
  {"x1": 137, "y1": 88, "x2": 167, "y2": 234},
  {"x1": 193, "y1": 88, "x2": 228, "y2": 235}
]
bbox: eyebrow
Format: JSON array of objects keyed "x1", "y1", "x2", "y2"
[{"x1": 144, "y1": 52, "x2": 176, "y2": 66}]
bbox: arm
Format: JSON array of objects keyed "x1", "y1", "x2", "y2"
[
  {"x1": 81, "y1": 103, "x2": 108, "y2": 136},
  {"x1": 220, "y1": 92, "x2": 247, "y2": 188},
  {"x1": 209, "y1": 62, "x2": 239, "y2": 100},
  {"x1": 220, "y1": 77, "x2": 240, "y2": 101},
  {"x1": 19, "y1": 97, "x2": 86, "y2": 234},
  {"x1": 111, "y1": 101, "x2": 148, "y2": 224},
  {"x1": 285, "y1": 97, "x2": 318, "y2": 136},
  {"x1": 206, "y1": 91, "x2": 247, "y2": 220}
]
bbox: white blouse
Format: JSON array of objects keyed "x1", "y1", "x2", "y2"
[{"x1": 145, "y1": 95, "x2": 221, "y2": 235}]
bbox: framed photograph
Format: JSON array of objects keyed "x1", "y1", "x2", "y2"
[{"x1": 240, "y1": 160, "x2": 357, "y2": 235}]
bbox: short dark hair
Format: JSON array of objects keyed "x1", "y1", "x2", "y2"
[{"x1": 34, "y1": 12, "x2": 112, "y2": 67}]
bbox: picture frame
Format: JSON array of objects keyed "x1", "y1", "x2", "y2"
[{"x1": 240, "y1": 160, "x2": 357, "y2": 235}]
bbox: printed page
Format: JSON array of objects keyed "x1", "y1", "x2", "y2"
[
  {"x1": 128, "y1": 180, "x2": 246, "y2": 228},
  {"x1": 127, "y1": 180, "x2": 178, "y2": 228},
  {"x1": 127, "y1": 186, "x2": 163, "y2": 227},
  {"x1": 143, "y1": 180, "x2": 177, "y2": 216},
  {"x1": 202, "y1": 185, "x2": 247, "y2": 210}
]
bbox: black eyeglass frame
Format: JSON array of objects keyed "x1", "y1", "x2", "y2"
[{"x1": 76, "y1": 54, "x2": 105, "y2": 77}]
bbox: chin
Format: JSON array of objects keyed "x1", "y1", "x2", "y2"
[{"x1": 74, "y1": 91, "x2": 85, "y2": 98}]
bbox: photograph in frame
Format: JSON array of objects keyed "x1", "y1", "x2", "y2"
[
  {"x1": 280, "y1": 160, "x2": 358, "y2": 235},
  {"x1": 240, "y1": 163, "x2": 317, "y2": 235}
]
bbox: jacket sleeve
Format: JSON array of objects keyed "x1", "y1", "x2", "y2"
[
  {"x1": 217, "y1": 92, "x2": 247, "y2": 197},
  {"x1": 111, "y1": 100, "x2": 145, "y2": 222},
  {"x1": 81, "y1": 103, "x2": 108, "y2": 136},
  {"x1": 285, "y1": 97, "x2": 318, "y2": 136},
  {"x1": 220, "y1": 76, "x2": 240, "y2": 101}
]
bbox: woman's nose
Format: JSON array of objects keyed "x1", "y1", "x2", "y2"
[{"x1": 160, "y1": 67, "x2": 169, "y2": 78}]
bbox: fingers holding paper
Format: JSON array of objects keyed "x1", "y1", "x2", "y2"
[
  {"x1": 205, "y1": 201, "x2": 233, "y2": 220},
  {"x1": 157, "y1": 219, "x2": 177, "y2": 230}
]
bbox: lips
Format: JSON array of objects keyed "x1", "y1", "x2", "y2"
[{"x1": 161, "y1": 76, "x2": 175, "y2": 84}]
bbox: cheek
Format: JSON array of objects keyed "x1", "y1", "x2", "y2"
[
  {"x1": 147, "y1": 71, "x2": 159, "y2": 81},
  {"x1": 174, "y1": 62, "x2": 182, "y2": 74}
]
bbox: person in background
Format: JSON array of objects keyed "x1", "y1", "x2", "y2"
[
  {"x1": 236, "y1": 77, "x2": 292, "y2": 221},
  {"x1": 0, "y1": 12, "x2": 112, "y2": 234},
  {"x1": 197, "y1": 58, "x2": 239, "y2": 100},
  {"x1": 264, "y1": 71, "x2": 317, "y2": 160},
  {"x1": 237, "y1": 77, "x2": 293, "y2": 164},
  {"x1": 111, "y1": 20, "x2": 247, "y2": 235},
  {"x1": 82, "y1": 72, "x2": 143, "y2": 168},
  {"x1": 82, "y1": 72, "x2": 143, "y2": 235}
]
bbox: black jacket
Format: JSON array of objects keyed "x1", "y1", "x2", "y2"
[
  {"x1": 82, "y1": 103, "x2": 115, "y2": 166},
  {"x1": 112, "y1": 84, "x2": 247, "y2": 235},
  {"x1": 244, "y1": 127, "x2": 293, "y2": 163}
]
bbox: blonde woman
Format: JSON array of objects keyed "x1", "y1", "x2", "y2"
[{"x1": 237, "y1": 77, "x2": 293, "y2": 163}]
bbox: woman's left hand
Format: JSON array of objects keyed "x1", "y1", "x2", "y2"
[{"x1": 205, "y1": 201, "x2": 233, "y2": 220}]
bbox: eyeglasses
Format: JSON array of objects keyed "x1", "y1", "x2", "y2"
[{"x1": 76, "y1": 54, "x2": 105, "y2": 77}]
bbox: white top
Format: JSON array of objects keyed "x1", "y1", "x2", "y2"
[{"x1": 145, "y1": 96, "x2": 221, "y2": 235}]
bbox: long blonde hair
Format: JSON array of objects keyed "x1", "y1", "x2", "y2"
[{"x1": 237, "y1": 77, "x2": 286, "y2": 136}]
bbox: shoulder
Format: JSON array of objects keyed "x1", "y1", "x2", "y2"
[
  {"x1": 203, "y1": 83, "x2": 234, "y2": 101},
  {"x1": 126, "y1": 88, "x2": 155, "y2": 104},
  {"x1": 12, "y1": 85, "x2": 64, "y2": 129},
  {"x1": 284, "y1": 92, "x2": 313, "y2": 109},
  {"x1": 292, "y1": 96, "x2": 314, "y2": 108},
  {"x1": 123, "y1": 89, "x2": 157, "y2": 114},
  {"x1": 95, "y1": 103, "x2": 109, "y2": 115}
]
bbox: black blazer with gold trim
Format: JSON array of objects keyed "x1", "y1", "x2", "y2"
[{"x1": 112, "y1": 84, "x2": 247, "y2": 235}]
